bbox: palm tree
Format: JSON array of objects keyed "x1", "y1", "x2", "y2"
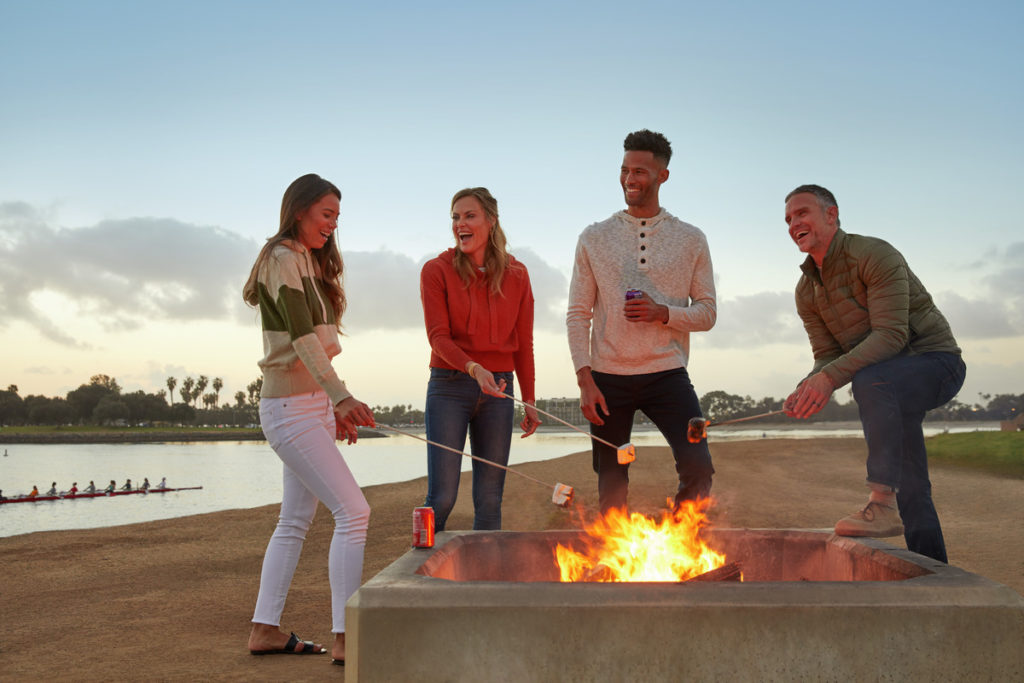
[
  {"x1": 212, "y1": 377, "x2": 223, "y2": 408},
  {"x1": 196, "y1": 375, "x2": 209, "y2": 403},
  {"x1": 166, "y1": 377, "x2": 177, "y2": 405},
  {"x1": 234, "y1": 391, "x2": 246, "y2": 409},
  {"x1": 180, "y1": 376, "x2": 195, "y2": 406},
  {"x1": 246, "y1": 378, "x2": 263, "y2": 408}
]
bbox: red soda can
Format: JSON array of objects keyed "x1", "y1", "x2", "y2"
[
  {"x1": 625, "y1": 288, "x2": 643, "y2": 301},
  {"x1": 413, "y1": 507, "x2": 435, "y2": 548}
]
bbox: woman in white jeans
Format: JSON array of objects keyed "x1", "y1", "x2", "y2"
[{"x1": 242, "y1": 173, "x2": 375, "y2": 665}]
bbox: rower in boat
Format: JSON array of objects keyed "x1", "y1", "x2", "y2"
[
  {"x1": 120, "y1": 479, "x2": 133, "y2": 491},
  {"x1": 84, "y1": 481, "x2": 97, "y2": 493},
  {"x1": 29, "y1": 485, "x2": 39, "y2": 498},
  {"x1": 141, "y1": 477, "x2": 151, "y2": 491},
  {"x1": 68, "y1": 482, "x2": 79, "y2": 496},
  {"x1": 0, "y1": 489, "x2": 6, "y2": 501},
  {"x1": 104, "y1": 480, "x2": 116, "y2": 494},
  {"x1": 157, "y1": 477, "x2": 167, "y2": 489},
  {"x1": 46, "y1": 482, "x2": 58, "y2": 496}
]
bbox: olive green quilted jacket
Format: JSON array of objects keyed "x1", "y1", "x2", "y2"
[{"x1": 795, "y1": 229, "x2": 960, "y2": 388}]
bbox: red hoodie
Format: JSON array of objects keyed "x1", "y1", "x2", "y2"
[{"x1": 420, "y1": 248, "x2": 536, "y2": 402}]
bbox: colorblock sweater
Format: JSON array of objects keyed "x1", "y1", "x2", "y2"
[
  {"x1": 795, "y1": 228, "x2": 960, "y2": 388},
  {"x1": 420, "y1": 248, "x2": 536, "y2": 403},
  {"x1": 254, "y1": 241, "x2": 352, "y2": 406},
  {"x1": 567, "y1": 209, "x2": 717, "y2": 375}
]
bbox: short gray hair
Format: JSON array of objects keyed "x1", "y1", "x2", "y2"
[{"x1": 786, "y1": 184, "x2": 840, "y2": 228}]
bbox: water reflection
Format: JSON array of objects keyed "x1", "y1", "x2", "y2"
[{"x1": 0, "y1": 423, "x2": 992, "y2": 537}]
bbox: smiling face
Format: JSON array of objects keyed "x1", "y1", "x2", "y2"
[
  {"x1": 620, "y1": 150, "x2": 669, "y2": 218},
  {"x1": 451, "y1": 195, "x2": 494, "y2": 266},
  {"x1": 295, "y1": 193, "x2": 340, "y2": 251},
  {"x1": 785, "y1": 192, "x2": 839, "y2": 265}
]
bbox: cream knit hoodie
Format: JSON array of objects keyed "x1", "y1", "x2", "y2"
[
  {"x1": 254, "y1": 241, "x2": 352, "y2": 406},
  {"x1": 567, "y1": 209, "x2": 717, "y2": 375}
]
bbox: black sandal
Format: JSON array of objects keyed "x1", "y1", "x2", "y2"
[{"x1": 250, "y1": 632, "x2": 326, "y2": 655}]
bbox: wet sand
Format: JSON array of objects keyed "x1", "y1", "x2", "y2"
[{"x1": 2, "y1": 438, "x2": 1021, "y2": 681}]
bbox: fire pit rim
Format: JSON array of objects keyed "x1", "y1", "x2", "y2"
[
  {"x1": 414, "y1": 528, "x2": 951, "y2": 583},
  {"x1": 355, "y1": 528, "x2": 1019, "y2": 604}
]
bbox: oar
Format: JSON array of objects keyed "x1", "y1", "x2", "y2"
[
  {"x1": 373, "y1": 424, "x2": 574, "y2": 507},
  {"x1": 500, "y1": 393, "x2": 636, "y2": 465}
]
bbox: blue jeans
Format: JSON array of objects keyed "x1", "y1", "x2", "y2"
[
  {"x1": 852, "y1": 352, "x2": 966, "y2": 563},
  {"x1": 424, "y1": 368, "x2": 514, "y2": 531},
  {"x1": 591, "y1": 368, "x2": 714, "y2": 513}
]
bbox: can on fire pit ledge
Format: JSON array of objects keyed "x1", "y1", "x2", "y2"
[{"x1": 413, "y1": 507, "x2": 435, "y2": 548}]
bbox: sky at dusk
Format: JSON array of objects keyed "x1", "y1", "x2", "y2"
[{"x1": 2, "y1": 1, "x2": 1022, "y2": 409}]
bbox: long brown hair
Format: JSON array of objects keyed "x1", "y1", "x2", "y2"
[
  {"x1": 243, "y1": 174, "x2": 346, "y2": 327},
  {"x1": 450, "y1": 187, "x2": 512, "y2": 295}
]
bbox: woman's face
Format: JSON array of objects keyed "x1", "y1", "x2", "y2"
[
  {"x1": 295, "y1": 193, "x2": 340, "y2": 250},
  {"x1": 451, "y1": 195, "x2": 494, "y2": 266}
]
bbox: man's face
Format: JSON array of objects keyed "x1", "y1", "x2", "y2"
[
  {"x1": 620, "y1": 150, "x2": 668, "y2": 215},
  {"x1": 784, "y1": 193, "x2": 838, "y2": 263}
]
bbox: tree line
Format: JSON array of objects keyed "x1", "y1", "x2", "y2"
[
  {"x1": 0, "y1": 375, "x2": 1019, "y2": 428},
  {"x1": 0, "y1": 374, "x2": 264, "y2": 427}
]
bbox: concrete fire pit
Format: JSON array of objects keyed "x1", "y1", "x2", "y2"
[{"x1": 345, "y1": 529, "x2": 1024, "y2": 682}]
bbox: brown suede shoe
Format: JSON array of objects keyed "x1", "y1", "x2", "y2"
[{"x1": 834, "y1": 501, "x2": 904, "y2": 537}]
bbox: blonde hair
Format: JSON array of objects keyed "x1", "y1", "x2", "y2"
[
  {"x1": 243, "y1": 174, "x2": 346, "y2": 327},
  {"x1": 450, "y1": 187, "x2": 514, "y2": 295}
]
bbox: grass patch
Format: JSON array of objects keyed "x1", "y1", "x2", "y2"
[{"x1": 926, "y1": 431, "x2": 1024, "y2": 478}]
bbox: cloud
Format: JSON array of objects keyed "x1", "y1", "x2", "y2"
[
  {"x1": 343, "y1": 250, "x2": 425, "y2": 331},
  {"x1": 4, "y1": 201, "x2": 1018, "y2": 350},
  {"x1": 509, "y1": 247, "x2": 569, "y2": 331},
  {"x1": 937, "y1": 241, "x2": 1024, "y2": 338},
  {"x1": 343, "y1": 245, "x2": 569, "y2": 333},
  {"x1": 0, "y1": 202, "x2": 257, "y2": 345},
  {"x1": 0, "y1": 203, "x2": 571, "y2": 346},
  {"x1": 704, "y1": 291, "x2": 807, "y2": 347}
]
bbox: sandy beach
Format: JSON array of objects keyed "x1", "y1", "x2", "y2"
[{"x1": 2, "y1": 437, "x2": 1021, "y2": 681}]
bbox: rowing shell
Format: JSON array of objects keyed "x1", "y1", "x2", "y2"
[{"x1": 0, "y1": 486, "x2": 203, "y2": 505}]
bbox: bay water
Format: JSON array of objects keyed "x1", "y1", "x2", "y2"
[{"x1": 0, "y1": 423, "x2": 993, "y2": 538}]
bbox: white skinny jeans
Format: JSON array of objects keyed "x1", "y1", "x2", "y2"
[{"x1": 252, "y1": 391, "x2": 370, "y2": 633}]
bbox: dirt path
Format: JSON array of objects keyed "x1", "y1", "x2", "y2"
[{"x1": 1, "y1": 438, "x2": 1020, "y2": 681}]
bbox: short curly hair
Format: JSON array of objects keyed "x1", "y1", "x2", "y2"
[{"x1": 623, "y1": 129, "x2": 672, "y2": 166}]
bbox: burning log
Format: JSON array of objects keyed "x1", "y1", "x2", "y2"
[
  {"x1": 684, "y1": 561, "x2": 742, "y2": 583},
  {"x1": 583, "y1": 563, "x2": 615, "y2": 582}
]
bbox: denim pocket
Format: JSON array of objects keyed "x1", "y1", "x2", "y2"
[{"x1": 934, "y1": 354, "x2": 966, "y2": 406}]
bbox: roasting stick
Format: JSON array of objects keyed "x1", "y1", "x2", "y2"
[
  {"x1": 687, "y1": 409, "x2": 787, "y2": 443},
  {"x1": 501, "y1": 393, "x2": 636, "y2": 465},
  {"x1": 375, "y1": 424, "x2": 574, "y2": 506}
]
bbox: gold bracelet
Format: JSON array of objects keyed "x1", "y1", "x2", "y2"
[{"x1": 466, "y1": 361, "x2": 480, "y2": 376}]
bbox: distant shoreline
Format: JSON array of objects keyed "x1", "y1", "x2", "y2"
[
  {"x1": 0, "y1": 420, "x2": 998, "y2": 445},
  {"x1": 0, "y1": 429, "x2": 267, "y2": 444},
  {"x1": 0, "y1": 427, "x2": 377, "y2": 444}
]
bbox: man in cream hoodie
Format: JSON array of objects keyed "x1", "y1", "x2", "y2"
[{"x1": 567, "y1": 129, "x2": 717, "y2": 514}]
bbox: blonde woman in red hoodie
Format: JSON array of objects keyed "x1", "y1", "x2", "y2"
[{"x1": 420, "y1": 187, "x2": 541, "y2": 531}]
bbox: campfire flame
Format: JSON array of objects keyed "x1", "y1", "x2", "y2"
[{"x1": 555, "y1": 498, "x2": 727, "y2": 582}]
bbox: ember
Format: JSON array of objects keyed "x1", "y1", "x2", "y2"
[{"x1": 555, "y1": 498, "x2": 728, "y2": 582}]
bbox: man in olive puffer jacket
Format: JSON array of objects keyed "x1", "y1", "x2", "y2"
[{"x1": 782, "y1": 184, "x2": 965, "y2": 563}]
